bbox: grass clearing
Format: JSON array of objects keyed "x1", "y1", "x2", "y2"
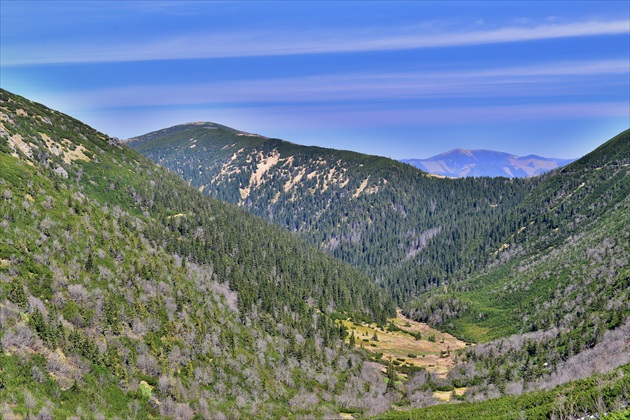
[
  {"x1": 344, "y1": 310, "x2": 467, "y2": 377},
  {"x1": 432, "y1": 387, "x2": 467, "y2": 402}
]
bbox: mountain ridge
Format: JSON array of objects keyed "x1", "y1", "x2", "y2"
[
  {"x1": 402, "y1": 148, "x2": 575, "y2": 178},
  {"x1": 128, "y1": 122, "x2": 534, "y2": 304}
]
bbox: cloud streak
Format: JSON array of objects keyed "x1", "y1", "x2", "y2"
[
  {"x1": 54, "y1": 59, "x2": 628, "y2": 108},
  {"x1": 2, "y1": 19, "x2": 629, "y2": 65},
  {"x1": 179, "y1": 102, "x2": 630, "y2": 127}
]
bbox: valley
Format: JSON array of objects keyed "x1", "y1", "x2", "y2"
[
  {"x1": 128, "y1": 123, "x2": 535, "y2": 305},
  {"x1": 3, "y1": 0, "x2": 629, "y2": 418},
  {"x1": 1, "y1": 88, "x2": 629, "y2": 419},
  {"x1": 129, "y1": 117, "x2": 630, "y2": 418}
]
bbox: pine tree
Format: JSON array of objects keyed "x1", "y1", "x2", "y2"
[
  {"x1": 85, "y1": 251, "x2": 94, "y2": 272},
  {"x1": 385, "y1": 357, "x2": 397, "y2": 392}
]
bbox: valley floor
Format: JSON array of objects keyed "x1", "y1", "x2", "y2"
[{"x1": 343, "y1": 310, "x2": 467, "y2": 377}]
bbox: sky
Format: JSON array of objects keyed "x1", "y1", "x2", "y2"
[{"x1": 1, "y1": 1, "x2": 629, "y2": 159}]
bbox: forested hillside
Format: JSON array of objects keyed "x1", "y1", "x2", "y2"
[
  {"x1": 0, "y1": 88, "x2": 396, "y2": 418},
  {"x1": 129, "y1": 124, "x2": 534, "y2": 303},
  {"x1": 395, "y1": 129, "x2": 630, "y2": 414}
]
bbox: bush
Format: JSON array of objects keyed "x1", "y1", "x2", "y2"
[{"x1": 139, "y1": 381, "x2": 152, "y2": 398}]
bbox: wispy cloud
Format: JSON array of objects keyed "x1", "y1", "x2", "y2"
[
  {"x1": 2, "y1": 19, "x2": 628, "y2": 65},
  {"x1": 55, "y1": 59, "x2": 628, "y2": 108},
  {"x1": 105, "y1": 101, "x2": 630, "y2": 137},
  {"x1": 188, "y1": 102, "x2": 630, "y2": 126}
]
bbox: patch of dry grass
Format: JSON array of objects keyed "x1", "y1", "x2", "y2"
[
  {"x1": 343, "y1": 310, "x2": 467, "y2": 377},
  {"x1": 432, "y1": 387, "x2": 466, "y2": 401}
]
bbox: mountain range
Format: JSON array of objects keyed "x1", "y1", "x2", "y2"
[
  {"x1": 2, "y1": 88, "x2": 629, "y2": 418},
  {"x1": 401, "y1": 149, "x2": 575, "y2": 178}
]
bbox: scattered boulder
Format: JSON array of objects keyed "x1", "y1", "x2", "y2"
[{"x1": 53, "y1": 166, "x2": 68, "y2": 178}]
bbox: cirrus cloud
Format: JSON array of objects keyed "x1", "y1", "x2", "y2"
[{"x1": 2, "y1": 19, "x2": 629, "y2": 66}]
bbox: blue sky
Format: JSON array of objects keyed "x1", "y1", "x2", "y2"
[{"x1": 1, "y1": 1, "x2": 628, "y2": 159}]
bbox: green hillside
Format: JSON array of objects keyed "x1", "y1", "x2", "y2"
[
  {"x1": 0, "y1": 89, "x2": 396, "y2": 418},
  {"x1": 396, "y1": 130, "x2": 630, "y2": 415},
  {"x1": 376, "y1": 362, "x2": 630, "y2": 419},
  {"x1": 408, "y1": 129, "x2": 630, "y2": 340}
]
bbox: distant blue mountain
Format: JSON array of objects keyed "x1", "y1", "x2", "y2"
[{"x1": 401, "y1": 149, "x2": 576, "y2": 178}]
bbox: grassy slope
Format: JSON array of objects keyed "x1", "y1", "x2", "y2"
[
  {"x1": 406, "y1": 129, "x2": 630, "y2": 343},
  {"x1": 432, "y1": 196, "x2": 628, "y2": 343},
  {"x1": 0, "y1": 89, "x2": 396, "y2": 418},
  {"x1": 375, "y1": 363, "x2": 630, "y2": 420},
  {"x1": 343, "y1": 313, "x2": 467, "y2": 377}
]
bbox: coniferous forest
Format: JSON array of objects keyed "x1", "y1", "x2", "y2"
[{"x1": 1, "y1": 88, "x2": 629, "y2": 419}]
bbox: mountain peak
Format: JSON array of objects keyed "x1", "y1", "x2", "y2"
[{"x1": 443, "y1": 148, "x2": 475, "y2": 158}]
